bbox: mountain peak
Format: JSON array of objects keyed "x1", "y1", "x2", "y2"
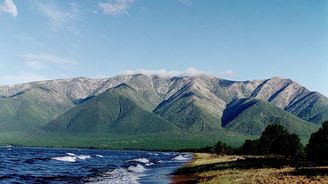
[{"x1": 270, "y1": 76, "x2": 286, "y2": 80}]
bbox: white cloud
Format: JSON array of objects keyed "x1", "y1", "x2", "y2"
[
  {"x1": 0, "y1": 72, "x2": 48, "y2": 85},
  {"x1": 23, "y1": 53, "x2": 78, "y2": 70},
  {"x1": 220, "y1": 70, "x2": 236, "y2": 78},
  {"x1": 121, "y1": 68, "x2": 237, "y2": 79},
  {"x1": 177, "y1": 0, "x2": 192, "y2": 6},
  {"x1": 98, "y1": 0, "x2": 134, "y2": 16},
  {"x1": 33, "y1": 0, "x2": 79, "y2": 34},
  {"x1": 121, "y1": 67, "x2": 206, "y2": 78},
  {"x1": 0, "y1": 0, "x2": 17, "y2": 17}
]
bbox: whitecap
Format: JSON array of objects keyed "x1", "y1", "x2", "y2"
[
  {"x1": 145, "y1": 162, "x2": 154, "y2": 166},
  {"x1": 130, "y1": 158, "x2": 149, "y2": 164},
  {"x1": 173, "y1": 155, "x2": 189, "y2": 161},
  {"x1": 52, "y1": 156, "x2": 77, "y2": 162},
  {"x1": 66, "y1": 153, "x2": 76, "y2": 156},
  {"x1": 128, "y1": 164, "x2": 146, "y2": 173},
  {"x1": 87, "y1": 168, "x2": 139, "y2": 184},
  {"x1": 53, "y1": 153, "x2": 91, "y2": 162},
  {"x1": 76, "y1": 155, "x2": 91, "y2": 160},
  {"x1": 95, "y1": 154, "x2": 104, "y2": 158},
  {"x1": 147, "y1": 152, "x2": 159, "y2": 156}
]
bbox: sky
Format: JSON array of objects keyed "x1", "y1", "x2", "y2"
[{"x1": 0, "y1": 0, "x2": 327, "y2": 95}]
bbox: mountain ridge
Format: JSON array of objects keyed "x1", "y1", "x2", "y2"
[
  {"x1": 0, "y1": 73, "x2": 327, "y2": 149},
  {"x1": 1, "y1": 74, "x2": 327, "y2": 125}
]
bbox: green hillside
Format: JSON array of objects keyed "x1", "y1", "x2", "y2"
[
  {"x1": 45, "y1": 84, "x2": 178, "y2": 134},
  {"x1": 154, "y1": 91, "x2": 222, "y2": 132},
  {"x1": 0, "y1": 88, "x2": 73, "y2": 132},
  {"x1": 223, "y1": 98, "x2": 319, "y2": 136}
]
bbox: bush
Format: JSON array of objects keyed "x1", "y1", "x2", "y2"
[{"x1": 306, "y1": 121, "x2": 328, "y2": 165}]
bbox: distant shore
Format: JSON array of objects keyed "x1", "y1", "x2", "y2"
[
  {"x1": 171, "y1": 153, "x2": 328, "y2": 184},
  {"x1": 0, "y1": 145, "x2": 193, "y2": 153}
]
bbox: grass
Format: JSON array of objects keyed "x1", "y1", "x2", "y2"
[{"x1": 172, "y1": 153, "x2": 328, "y2": 184}]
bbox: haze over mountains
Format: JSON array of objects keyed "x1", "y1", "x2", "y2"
[{"x1": 0, "y1": 73, "x2": 327, "y2": 149}]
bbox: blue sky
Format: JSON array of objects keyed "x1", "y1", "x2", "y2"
[{"x1": 0, "y1": 0, "x2": 327, "y2": 95}]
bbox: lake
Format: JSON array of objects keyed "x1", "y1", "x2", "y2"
[{"x1": 0, "y1": 147, "x2": 191, "y2": 183}]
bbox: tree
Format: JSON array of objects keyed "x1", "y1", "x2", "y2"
[
  {"x1": 212, "y1": 141, "x2": 233, "y2": 155},
  {"x1": 306, "y1": 121, "x2": 328, "y2": 165},
  {"x1": 241, "y1": 124, "x2": 303, "y2": 157},
  {"x1": 241, "y1": 139, "x2": 259, "y2": 155},
  {"x1": 271, "y1": 133, "x2": 304, "y2": 157},
  {"x1": 258, "y1": 124, "x2": 288, "y2": 154}
]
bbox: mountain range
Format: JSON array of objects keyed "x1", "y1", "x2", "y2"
[{"x1": 0, "y1": 74, "x2": 327, "y2": 149}]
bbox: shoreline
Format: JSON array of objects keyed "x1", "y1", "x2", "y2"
[
  {"x1": 170, "y1": 153, "x2": 328, "y2": 184},
  {"x1": 170, "y1": 153, "x2": 198, "y2": 184},
  {"x1": 170, "y1": 153, "x2": 243, "y2": 184}
]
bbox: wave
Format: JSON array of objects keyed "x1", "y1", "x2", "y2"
[
  {"x1": 52, "y1": 153, "x2": 91, "y2": 162},
  {"x1": 95, "y1": 154, "x2": 104, "y2": 158},
  {"x1": 147, "y1": 152, "x2": 159, "y2": 156},
  {"x1": 76, "y1": 155, "x2": 91, "y2": 160},
  {"x1": 129, "y1": 158, "x2": 150, "y2": 164},
  {"x1": 173, "y1": 155, "x2": 189, "y2": 161},
  {"x1": 87, "y1": 168, "x2": 139, "y2": 184},
  {"x1": 145, "y1": 162, "x2": 154, "y2": 166},
  {"x1": 52, "y1": 156, "x2": 77, "y2": 162},
  {"x1": 128, "y1": 164, "x2": 146, "y2": 173}
]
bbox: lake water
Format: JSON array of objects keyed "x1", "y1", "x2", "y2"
[{"x1": 0, "y1": 147, "x2": 192, "y2": 183}]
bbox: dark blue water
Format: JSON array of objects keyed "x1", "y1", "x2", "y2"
[{"x1": 0, "y1": 147, "x2": 191, "y2": 184}]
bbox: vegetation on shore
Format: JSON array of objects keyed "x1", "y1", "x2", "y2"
[
  {"x1": 173, "y1": 121, "x2": 328, "y2": 183},
  {"x1": 173, "y1": 153, "x2": 328, "y2": 184}
]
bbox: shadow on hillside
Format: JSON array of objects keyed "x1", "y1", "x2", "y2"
[{"x1": 175, "y1": 156, "x2": 327, "y2": 176}]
